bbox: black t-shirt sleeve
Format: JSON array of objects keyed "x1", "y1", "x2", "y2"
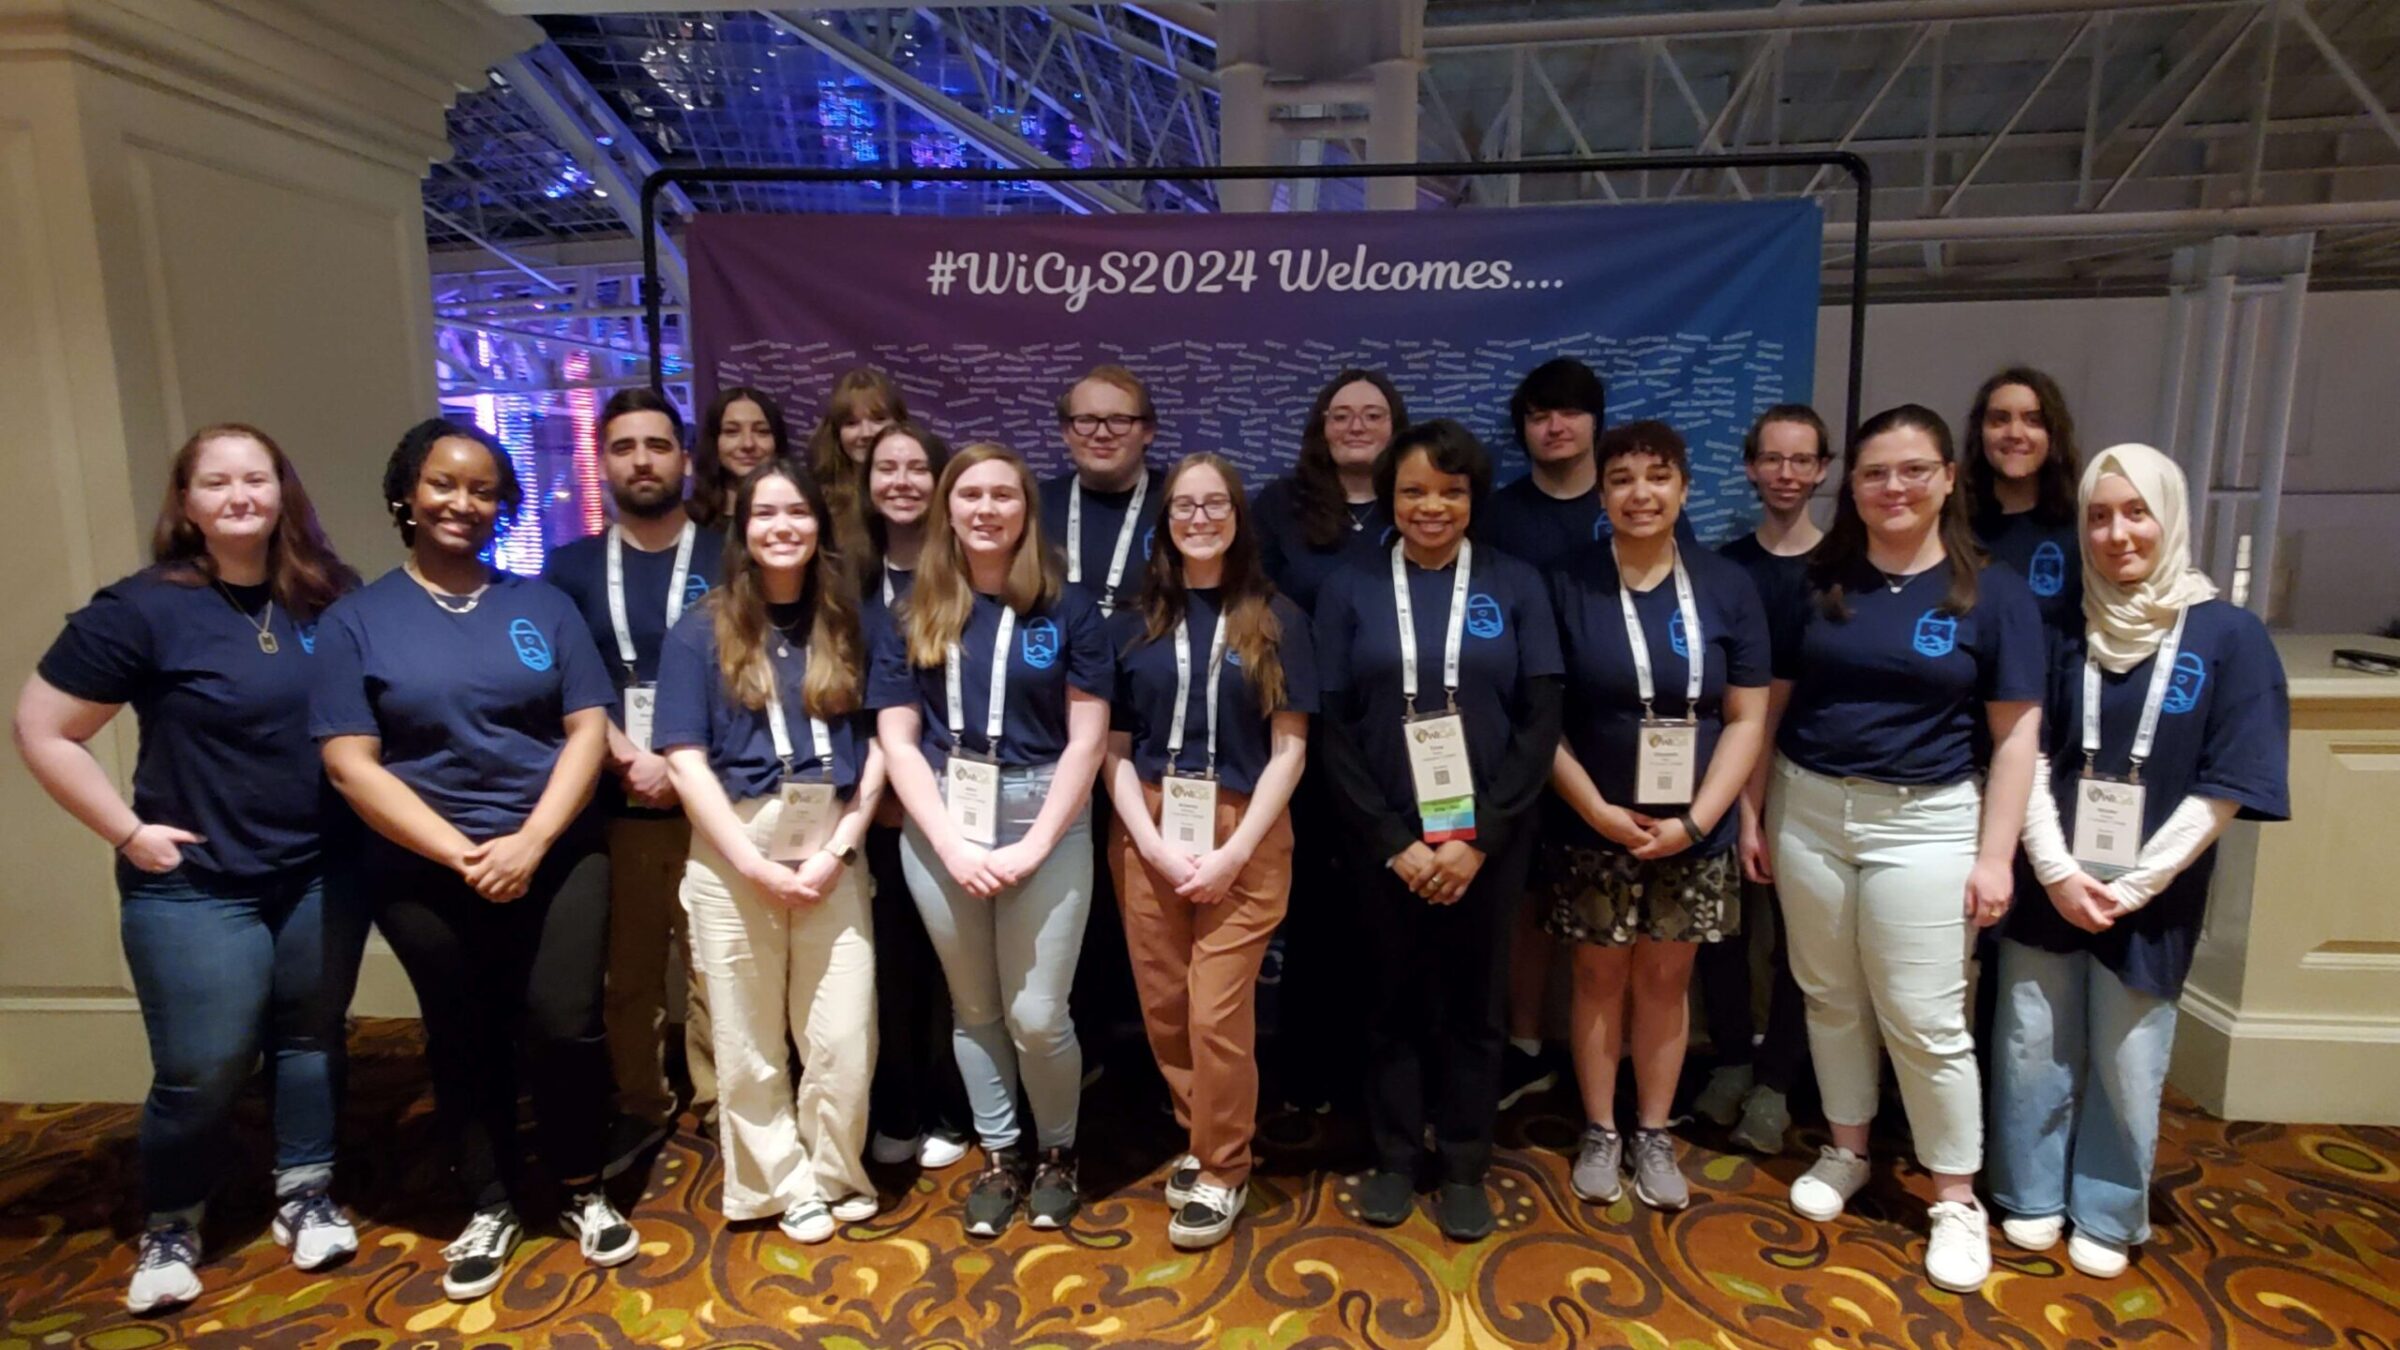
[
  {"x1": 1768, "y1": 583, "x2": 1810, "y2": 683},
  {"x1": 38, "y1": 582, "x2": 155, "y2": 704}
]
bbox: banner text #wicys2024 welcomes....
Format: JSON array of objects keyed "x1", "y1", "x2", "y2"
[{"x1": 922, "y1": 246, "x2": 1567, "y2": 313}]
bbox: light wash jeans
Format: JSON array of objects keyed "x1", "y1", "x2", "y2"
[
  {"x1": 899, "y1": 762, "x2": 1093, "y2": 1153},
  {"x1": 1767, "y1": 756, "x2": 1984, "y2": 1176},
  {"x1": 1987, "y1": 938, "x2": 2179, "y2": 1245}
]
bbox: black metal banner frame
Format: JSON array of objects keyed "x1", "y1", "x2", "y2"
[{"x1": 639, "y1": 151, "x2": 1873, "y2": 442}]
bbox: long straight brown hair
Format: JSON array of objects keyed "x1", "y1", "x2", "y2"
[
  {"x1": 902, "y1": 443, "x2": 1060, "y2": 668},
  {"x1": 1136, "y1": 453, "x2": 1286, "y2": 711},
  {"x1": 710, "y1": 459, "x2": 864, "y2": 717},
  {"x1": 151, "y1": 423, "x2": 358, "y2": 620},
  {"x1": 808, "y1": 368, "x2": 908, "y2": 536},
  {"x1": 1808, "y1": 403, "x2": 1988, "y2": 621}
]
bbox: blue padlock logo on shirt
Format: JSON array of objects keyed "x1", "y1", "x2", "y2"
[
  {"x1": 295, "y1": 624, "x2": 316, "y2": 655},
  {"x1": 1021, "y1": 617, "x2": 1060, "y2": 670},
  {"x1": 2164, "y1": 652, "x2": 2207, "y2": 714},
  {"x1": 1592, "y1": 513, "x2": 1613, "y2": 540},
  {"x1": 1465, "y1": 593, "x2": 1505, "y2": 640},
  {"x1": 2028, "y1": 541, "x2": 2067, "y2": 597},
  {"x1": 1913, "y1": 610, "x2": 1958, "y2": 658},
  {"x1": 1669, "y1": 609, "x2": 1690, "y2": 658},
  {"x1": 683, "y1": 574, "x2": 711, "y2": 605},
  {"x1": 509, "y1": 618, "x2": 554, "y2": 671}
]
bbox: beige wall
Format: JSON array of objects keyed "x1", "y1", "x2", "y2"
[{"x1": 0, "y1": 0, "x2": 535, "y2": 1102}]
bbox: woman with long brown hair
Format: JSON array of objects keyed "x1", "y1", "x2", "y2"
[
  {"x1": 1963, "y1": 366, "x2": 2085, "y2": 641},
  {"x1": 689, "y1": 385, "x2": 794, "y2": 527},
  {"x1": 869, "y1": 443, "x2": 1113, "y2": 1239},
  {"x1": 15, "y1": 425, "x2": 364, "y2": 1313},
  {"x1": 1252, "y1": 367, "x2": 1405, "y2": 613},
  {"x1": 1102, "y1": 453, "x2": 1315, "y2": 1248},
  {"x1": 807, "y1": 367, "x2": 908, "y2": 558},
  {"x1": 656, "y1": 458, "x2": 885, "y2": 1244}
]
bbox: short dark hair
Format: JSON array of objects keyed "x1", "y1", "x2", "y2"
[
  {"x1": 1742, "y1": 403, "x2": 1829, "y2": 462},
  {"x1": 383, "y1": 418, "x2": 522, "y2": 544},
  {"x1": 1508, "y1": 357, "x2": 1607, "y2": 449},
  {"x1": 1375, "y1": 418, "x2": 1494, "y2": 516},
  {"x1": 1597, "y1": 420, "x2": 1689, "y2": 481},
  {"x1": 600, "y1": 386, "x2": 684, "y2": 448}
]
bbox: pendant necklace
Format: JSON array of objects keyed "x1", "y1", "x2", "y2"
[
  {"x1": 214, "y1": 581, "x2": 279, "y2": 654},
  {"x1": 407, "y1": 559, "x2": 491, "y2": 614}
]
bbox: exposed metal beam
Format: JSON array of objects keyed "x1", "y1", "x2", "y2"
[
  {"x1": 1043, "y1": 4, "x2": 1219, "y2": 91},
  {"x1": 497, "y1": 44, "x2": 691, "y2": 303},
  {"x1": 1652, "y1": 41, "x2": 1753, "y2": 198},
  {"x1": 423, "y1": 205, "x2": 572, "y2": 294},
  {"x1": 437, "y1": 316, "x2": 653, "y2": 360},
  {"x1": 762, "y1": 11, "x2": 1144, "y2": 214},
  {"x1": 1940, "y1": 15, "x2": 2094, "y2": 214},
  {"x1": 1424, "y1": 0, "x2": 2256, "y2": 49},
  {"x1": 2095, "y1": 4, "x2": 2263, "y2": 209},
  {"x1": 1800, "y1": 24, "x2": 1937, "y2": 195},
  {"x1": 1823, "y1": 197, "x2": 2400, "y2": 241},
  {"x1": 2290, "y1": 2, "x2": 2400, "y2": 157},
  {"x1": 1667, "y1": 34, "x2": 1780, "y2": 200}
]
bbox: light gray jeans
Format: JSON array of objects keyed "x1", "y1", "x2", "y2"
[{"x1": 899, "y1": 762, "x2": 1093, "y2": 1153}]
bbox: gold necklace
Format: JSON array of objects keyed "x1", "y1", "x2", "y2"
[{"x1": 214, "y1": 580, "x2": 279, "y2": 654}]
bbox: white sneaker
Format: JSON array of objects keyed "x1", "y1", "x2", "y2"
[
  {"x1": 870, "y1": 1131, "x2": 920, "y2": 1166},
  {"x1": 919, "y1": 1131, "x2": 970, "y2": 1170},
  {"x1": 1789, "y1": 1146, "x2": 1870, "y2": 1221},
  {"x1": 1167, "y1": 1179, "x2": 1246, "y2": 1249},
  {"x1": 2067, "y1": 1229, "x2": 2130, "y2": 1278},
  {"x1": 780, "y1": 1199, "x2": 835, "y2": 1244},
  {"x1": 1163, "y1": 1154, "x2": 1203, "y2": 1207},
  {"x1": 2000, "y1": 1213, "x2": 2064, "y2": 1251},
  {"x1": 1925, "y1": 1200, "x2": 1993, "y2": 1293},
  {"x1": 562, "y1": 1190, "x2": 638, "y2": 1267},
  {"x1": 125, "y1": 1223, "x2": 202, "y2": 1314},
  {"x1": 440, "y1": 1206, "x2": 521, "y2": 1302},
  {"x1": 830, "y1": 1192, "x2": 879, "y2": 1223},
  {"x1": 271, "y1": 1188, "x2": 358, "y2": 1271}
]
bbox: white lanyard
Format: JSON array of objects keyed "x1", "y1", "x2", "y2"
[
  {"x1": 2083, "y1": 608, "x2": 2187, "y2": 779},
  {"x1": 763, "y1": 664, "x2": 834, "y2": 778},
  {"x1": 1166, "y1": 609, "x2": 1229, "y2": 778},
  {"x1": 605, "y1": 521, "x2": 697, "y2": 669},
  {"x1": 1067, "y1": 474, "x2": 1147, "y2": 604},
  {"x1": 945, "y1": 605, "x2": 1017, "y2": 751},
  {"x1": 1616, "y1": 544, "x2": 1704, "y2": 717},
  {"x1": 1391, "y1": 539, "x2": 1472, "y2": 711}
]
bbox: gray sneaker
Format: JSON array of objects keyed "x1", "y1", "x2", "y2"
[
  {"x1": 1692, "y1": 1063, "x2": 1754, "y2": 1127},
  {"x1": 1630, "y1": 1129, "x2": 1691, "y2": 1211},
  {"x1": 1571, "y1": 1125, "x2": 1623, "y2": 1203},
  {"x1": 1728, "y1": 1085, "x2": 1792, "y2": 1155}
]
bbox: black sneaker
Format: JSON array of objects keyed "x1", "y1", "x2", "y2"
[
  {"x1": 1027, "y1": 1147, "x2": 1081, "y2": 1230},
  {"x1": 440, "y1": 1205, "x2": 522, "y2": 1301},
  {"x1": 1356, "y1": 1169, "x2": 1413, "y2": 1227},
  {"x1": 963, "y1": 1148, "x2": 1025, "y2": 1239},
  {"x1": 1163, "y1": 1154, "x2": 1202, "y2": 1207},
  {"x1": 561, "y1": 1189, "x2": 638, "y2": 1267},
  {"x1": 1435, "y1": 1181, "x2": 1495, "y2": 1241},
  {"x1": 1167, "y1": 1179, "x2": 1246, "y2": 1249},
  {"x1": 1497, "y1": 1044, "x2": 1559, "y2": 1111}
]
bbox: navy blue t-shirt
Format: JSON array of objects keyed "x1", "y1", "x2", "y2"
[
  {"x1": 1550, "y1": 545, "x2": 1772, "y2": 855},
  {"x1": 866, "y1": 587, "x2": 1114, "y2": 769},
  {"x1": 1110, "y1": 590, "x2": 1321, "y2": 796},
  {"x1": 311, "y1": 568, "x2": 616, "y2": 839},
  {"x1": 866, "y1": 560, "x2": 917, "y2": 614},
  {"x1": 1039, "y1": 468, "x2": 1166, "y2": 614},
  {"x1": 1313, "y1": 544, "x2": 1564, "y2": 826},
  {"x1": 1977, "y1": 508, "x2": 2085, "y2": 643},
  {"x1": 39, "y1": 568, "x2": 341, "y2": 882},
  {"x1": 1772, "y1": 561, "x2": 2047, "y2": 785},
  {"x1": 1481, "y1": 474, "x2": 1698, "y2": 570},
  {"x1": 2003, "y1": 601, "x2": 2289, "y2": 999},
  {"x1": 651, "y1": 602, "x2": 872, "y2": 803},
  {"x1": 1250, "y1": 475, "x2": 1391, "y2": 615}
]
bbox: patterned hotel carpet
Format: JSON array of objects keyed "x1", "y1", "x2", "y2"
[{"x1": 1, "y1": 1018, "x2": 2395, "y2": 1349}]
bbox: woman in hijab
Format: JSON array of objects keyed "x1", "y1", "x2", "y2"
[{"x1": 1990, "y1": 443, "x2": 2289, "y2": 1280}]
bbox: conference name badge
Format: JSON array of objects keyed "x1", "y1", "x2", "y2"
[
  {"x1": 2071, "y1": 774, "x2": 2144, "y2": 875},
  {"x1": 947, "y1": 750, "x2": 1001, "y2": 848},
  {"x1": 770, "y1": 775, "x2": 836, "y2": 863},
  {"x1": 1637, "y1": 718, "x2": 1698, "y2": 805},
  {"x1": 623, "y1": 682, "x2": 658, "y2": 753},
  {"x1": 1404, "y1": 710, "x2": 1477, "y2": 842},
  {"x1": 1158, "y1": 773, "x2": 1218, "y2": 854}
]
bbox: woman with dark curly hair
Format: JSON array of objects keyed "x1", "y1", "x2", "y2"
[
  {"x1": 311, "y1": 418, "x2": 639, "y2": 1303},
  {"x1": 1964, "y1": 367, "x2": 2085, "y2": 642}
]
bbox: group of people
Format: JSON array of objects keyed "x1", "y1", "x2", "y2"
[{"x1": 14, "y1": 354, "x2": 2288, "y2": 1316}]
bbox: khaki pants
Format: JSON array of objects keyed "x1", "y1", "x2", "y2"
[
  {"x1": 1107, "y1": 782, "x2": 1292, "y2": 1187},
  {"x1": 606, "y1": 814, "x2": 714, "y2": 1126},
  {"x1": 681, "y1": 796, "x2": 877, "y2": 1220}
]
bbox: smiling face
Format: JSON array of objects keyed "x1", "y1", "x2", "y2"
[
  {"x1": 1392, "y1": 449, "x2": 1472, "y2": 555},
  {"x1": 948, "y1": 458, "x2": 1028, "y2": 567},
  {"x1": 603, "y1": 409, "x2": 687, "y2": 519},
  {"x1": 2084, "y1": 472, "x2": 2162, "y2": 587},
  {"x1": 838, "y1": 402, "x2": 894, "y2": 463},
  {"x1": 183, "y1": 434, "x2": 281, "y2": 552},
  {"x1": 1323, "y1": 379, "x2": 1394, "y2": 475},
  {"x1": 1746, "y1": 418, "x2": 1828, "y2": 515},
  {"x1": 1849, "y1": 425, "x2": 1955, "y2": 543},
  {"x1": 745, "y1": 472, "x2": 818, "y2": 575},
  {"x1": 1602, "y1": 451, "x2": 1687, "y2": 543},
  {"x1": 1165, "y1": 462, "x2": 1237, "y2": 571},
  {"x1": 1060, "y1": 377, "x2": 1154, "y2": 486},
  {"x1": 1980, "y1": 382, "x2": 2051, "y2": 486},
  {"x1": 411, "y1": 436, "x2": 504, "y2": 556},
  {"x1": 718, "y1": 397, "x2": 777, "y2": 478},
  {"x1": 867, "y1": 432, "x2": 937, "y2": 528}
]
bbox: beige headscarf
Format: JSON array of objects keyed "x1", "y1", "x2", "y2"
[{"x1": 2080, "y1": 442, "x2": 2218, "y2": 673}]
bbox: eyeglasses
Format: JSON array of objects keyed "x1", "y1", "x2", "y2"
[
  {"x1": 1754, "y1": 453, "x2": 1824, "y2": 472},
  {"x1": 1063, "y1": 413, "x2": 1150, "y2": 437},
  {"x1": 1854, "y1": 460, "x2": 1946, "y2": 490},
  {"x1": 1326, "y1": 408, "x2": 1391, "y2": 429},
  {"x1": 1167, "y1": 495, "x2": 1234, "y2": 522}
]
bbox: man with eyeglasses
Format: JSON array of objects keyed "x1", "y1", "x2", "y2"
[
  {"x1": 1693, "y1": 403, "x2": 1830, "y2": 1158},
  {"x1": 1040, "y1": 365, "x2": 1168, "y2": 618}
]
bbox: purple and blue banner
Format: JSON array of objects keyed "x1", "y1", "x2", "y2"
[{"x1": 689, "y1": 200, "x2": 1819, "y2": 540}]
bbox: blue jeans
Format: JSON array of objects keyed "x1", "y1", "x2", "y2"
[
  {"x1": 899, "y1": 763, "x2": 1093, "y2": 1154},
  {"x1": 1987, "y1": 938, "x2": 2180, "y2": 1245},
  {"x1": 119, "y1": 866, "x2": 368, "y2": 1224}
]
